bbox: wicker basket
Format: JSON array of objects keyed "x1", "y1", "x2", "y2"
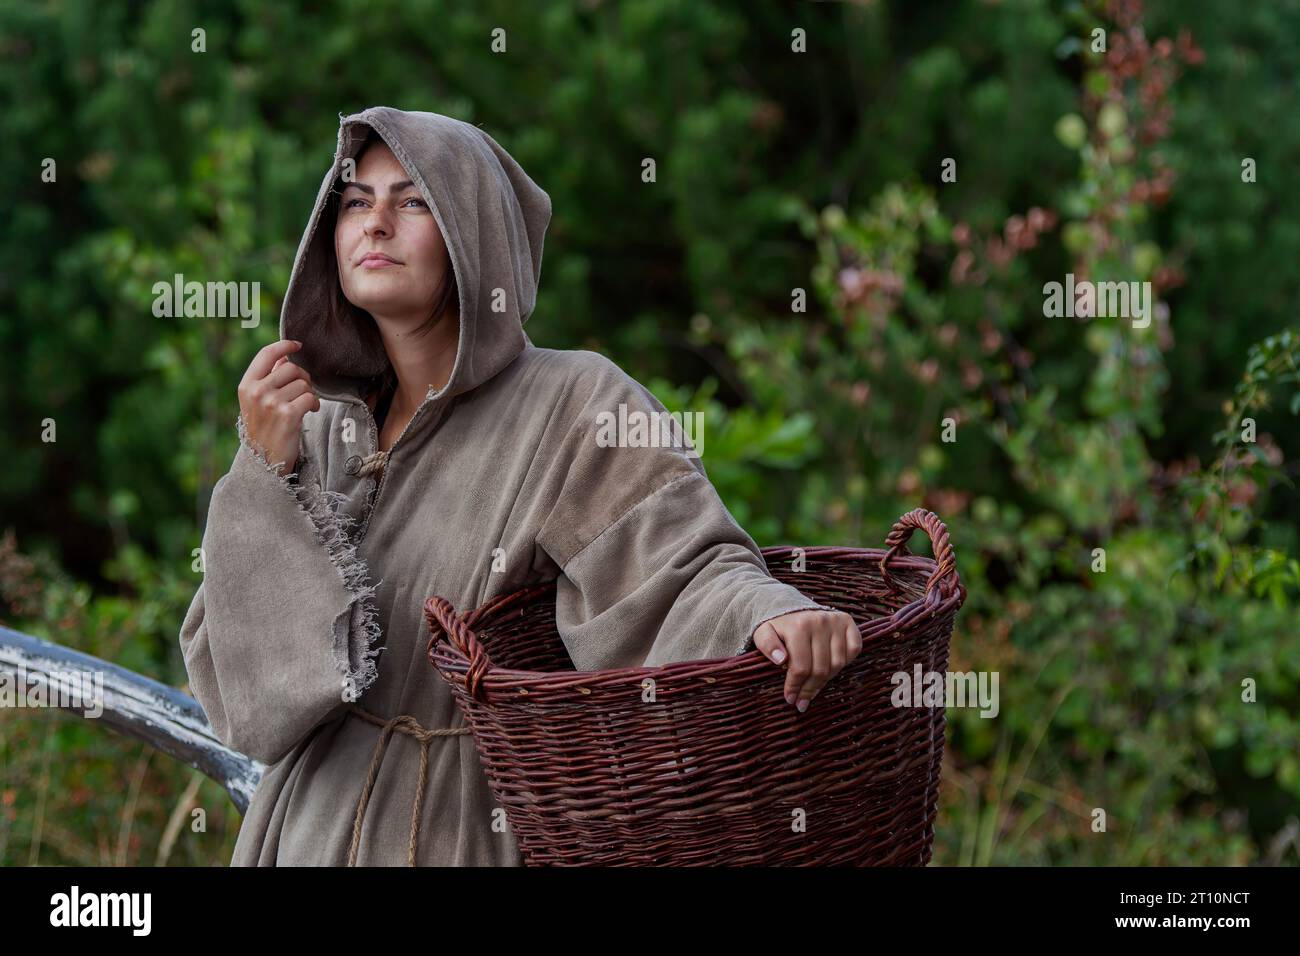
[{"x1": 424, "y1": 507, "x2": 966, "y2": 866}]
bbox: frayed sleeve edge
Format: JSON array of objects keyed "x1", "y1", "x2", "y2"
[{"x1": 233, "y1": 414, "x2": 384, "y2": 696}]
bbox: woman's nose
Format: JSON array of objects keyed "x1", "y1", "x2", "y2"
[{"x1": 363, "y1": 207, "x2": 392, "y2": 238}]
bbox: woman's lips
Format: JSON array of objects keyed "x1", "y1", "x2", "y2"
[{"x1": 359, "y1": 253, "x2": 401, "y2": 269}]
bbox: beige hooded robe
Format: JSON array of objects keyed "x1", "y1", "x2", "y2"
[{"x1": 178, "y1": 106, "x2": 833, "y2": 866}]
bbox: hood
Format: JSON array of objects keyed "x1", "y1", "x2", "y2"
[{"x1": 280, "y1": 106, "x2": 552, "y2": 406}]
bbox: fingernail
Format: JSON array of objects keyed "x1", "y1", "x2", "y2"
[
  {"x1": 797, "y1": 699, "x2": 809, "y2": 713},
  {"x1": 784, "y1": 692, "x2": 794, "y2": 706},
  {"x1": 772, "y1": 649, "x2": 786, "y2": 664}
]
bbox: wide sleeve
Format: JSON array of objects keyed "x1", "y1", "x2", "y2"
[
  {"x1": 534, "y1": 356, "x2": 836, "y2": 672},
  {"x1": 178, "y1": 413, "x2": 384, "y2": 765}
]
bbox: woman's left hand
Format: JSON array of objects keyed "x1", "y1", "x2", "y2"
[{"x1": 752, "y1": 609, "x2": 863, "y2": 712}]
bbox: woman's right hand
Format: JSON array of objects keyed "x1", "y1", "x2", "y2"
[{"x1": 238, "y1": 340, "x2": 320, "y2": 475}]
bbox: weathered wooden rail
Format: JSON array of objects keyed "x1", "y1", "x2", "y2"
[{"x1": 0, "y1": 624, "x2": 261, "y2": 814}]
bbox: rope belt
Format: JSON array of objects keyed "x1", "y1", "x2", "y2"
[{"x1": 345, "y1": 703, "x2": 472, "y2": 867}]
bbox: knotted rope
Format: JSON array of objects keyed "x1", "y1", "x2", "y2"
[
  {"x1": 345, "y1": 703, "x2": 472, "y2": 866},
  {"x1": 354, "y1": 450, "x2": 389, "y2": 479}
]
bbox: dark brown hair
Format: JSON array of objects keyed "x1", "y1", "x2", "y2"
[{"x1": 326, "y1": 128, "x2": 459, "y2": 404}]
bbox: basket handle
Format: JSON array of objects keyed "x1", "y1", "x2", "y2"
[
  {"x1": 878, "y1": 508, "x2": 962, "y2": 599},
  {"x1": 424, "y1": 596, "x2": 493, "y2": 701}
]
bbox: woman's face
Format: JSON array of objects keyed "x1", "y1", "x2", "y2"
[{"x1": 334, "y1": 140, "x2": 450, "y2": 320}]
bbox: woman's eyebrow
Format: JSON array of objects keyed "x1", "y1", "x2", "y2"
[{"x1": 342, "y1": 180, "x2": 416, "y2": 195}]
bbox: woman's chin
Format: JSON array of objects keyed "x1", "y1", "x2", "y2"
[{"x1": 347, "y1": 291, "x2": 428, "y2": 319}]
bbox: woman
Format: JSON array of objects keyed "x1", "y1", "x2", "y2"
[{"x1": 180, "y1": 106, "x2": 862, "y2": 866}]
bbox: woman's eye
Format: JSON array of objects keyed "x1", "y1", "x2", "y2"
[{"x1": 342, "y1": 196, "x2": 424, "y2": 209}]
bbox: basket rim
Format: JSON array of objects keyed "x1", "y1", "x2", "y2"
[{"x1": 426, "y1": 542, "x2": 966, "y2": 696}]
